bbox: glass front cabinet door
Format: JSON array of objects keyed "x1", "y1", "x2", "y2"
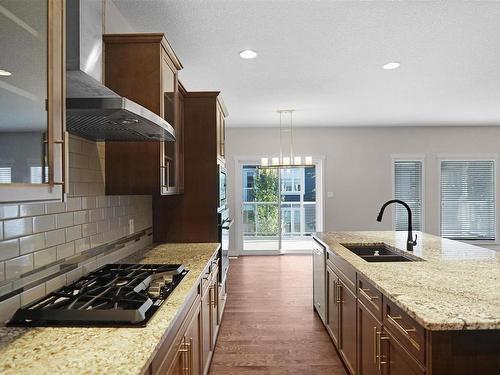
[
  {"x1": 160, "y1": 41, "x2": 183, "y2": 195},
  {"x1": 0, "y1": 0, "x2": 65, "y2": 202}
]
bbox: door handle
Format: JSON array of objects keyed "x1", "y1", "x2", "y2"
[{"x1": 221, "y1": 219, "x2": 234, "y2": 229}]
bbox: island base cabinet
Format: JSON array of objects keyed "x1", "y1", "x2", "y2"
[
  {"x1": 326, "y1": 266, "x2": 339, "y2": 346},
  {"x1": 338, "y1": 279, "x2": 357, "y2": 375},
  {"x1": 358, "y1": 301, "x2": 382, "y2": 375},
  {"x1": 381, "y1": 331, "x2": 425, "y2": 375}
]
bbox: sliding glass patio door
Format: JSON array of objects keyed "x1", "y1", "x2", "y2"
[{"x1": 239, "y1": 161, "x2": 320, "y2": 254}]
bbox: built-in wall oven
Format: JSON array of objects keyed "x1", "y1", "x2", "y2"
[
  {"x1": 218, "y1": 164, "x2": 227, "y2": 212},
  {"x1": 218, "y1": 208, "x2": 232, "y2": 284}
]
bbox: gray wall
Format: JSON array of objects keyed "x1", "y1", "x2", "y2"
[{"x1": 226, "y1": 126, "x2": 500, "y2": 252}]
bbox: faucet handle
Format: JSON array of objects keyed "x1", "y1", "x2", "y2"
[{"x1": 412, "y1": 234, "x2": 418, "y2": 245}]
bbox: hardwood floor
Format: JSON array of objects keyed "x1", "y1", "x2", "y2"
[{"x1": 209, "y1": 255, "x2": 347, "y2": 375}]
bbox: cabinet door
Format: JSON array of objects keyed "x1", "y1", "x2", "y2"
[
  {"x1": 210, "y1": 268, "x2": 219, "y2": 348},
  {"x1": 216, "y1": 105, "x2": 225, "y2": 162},
  {"x1": 184, "y1": 303, "x2": 202, "y2": 375},
  {"x1": 326, "y1": 266, "x2": 340, "y2": 346},
  {"x1": 0, "y1": 0, "x2": 64, "y2": 201},
  {"x1": 165, "y1": 348, "x2": 184, "y2": 375},
  {"x1": 217, "y1": 277, "x2": 227, "y2": 324},
  {"x1": 339, "y1": 278, "x2": 357, "y2": 375},
  {"x1": 176, "y1": 89, "x2": 185, "y2": 192},
  {"x1": 358, "y1": 301, "x2": 382, "y2": 375},
  {"x1": 201, "y1": 282, "x2": 212, "y2": 374},
  {"x1": 161, "y1": 56, "x2": 180, "y2": 195},
  {"x1": 382, "y1": 332, "x2": 425, "y2": 375},
  {"x1": 220, "y1": 113, "x2": 226, "y2": 159}
]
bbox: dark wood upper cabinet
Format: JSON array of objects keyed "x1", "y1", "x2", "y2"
[
  {"x1": 216, "y1": 100, "x2": 226, "y2": 163},
  {"x1": 154, "y1": 92, "x2": 228, "y2": 243},
  {"x1": 103, "y1": 33, "x2": 184, "y2": 195}
]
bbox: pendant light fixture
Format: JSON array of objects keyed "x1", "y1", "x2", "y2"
[{"x1": 260, "y1": 109, "x2": 313, "y2": 168}]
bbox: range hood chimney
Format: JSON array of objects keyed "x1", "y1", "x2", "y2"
[{"x1": 65, "y1": 0, "x2": 175, "y2": 142}]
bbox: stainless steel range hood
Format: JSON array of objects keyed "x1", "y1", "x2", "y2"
[{"x1": 65, "y1": 0, "x2": 175, "y2": 142}]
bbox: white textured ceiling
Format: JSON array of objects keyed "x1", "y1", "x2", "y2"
[{"x1": 114, "y1": 0, "x2": 500, "y2": 128}]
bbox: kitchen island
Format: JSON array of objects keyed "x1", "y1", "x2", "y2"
[
  {"x1": 0, "y1": 242, "x2": 222, "y2": 375},
  {"x1": 313, "y1": 231, "x2": 500, "y2": 375}
]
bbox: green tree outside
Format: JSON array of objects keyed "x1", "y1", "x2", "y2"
[{"x1": 254, "y1": 168, "x2": 279, "y2": 235}]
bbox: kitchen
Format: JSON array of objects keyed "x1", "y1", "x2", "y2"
[{"x1": 0, "y1": 1, "x2": 499, "y2": 374}]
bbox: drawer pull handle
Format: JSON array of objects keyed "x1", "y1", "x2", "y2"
[
  {"x1": 387, "y1": 314, "x2": 420, "y2": 350},
  {"x1": 359, "y1": 287, "x2": 379, "y2": 302},
  {"x1": 373, "y1": 326, "x2": 377, "y2": 365}
]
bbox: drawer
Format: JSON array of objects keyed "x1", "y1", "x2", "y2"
[
  {"x1": 383, "y1": 298, "x2": 426, "y2": 365},
  {"x1": 357, "y1": 274, "x2": 383, "y2": 322},
  {"x1": 326, "y1": 249, "x2": 356, "y2": 293}
]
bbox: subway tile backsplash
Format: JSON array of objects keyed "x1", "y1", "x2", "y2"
[
  {"x1": 68, "y1": 136, "x2": 105, "y2": 197},
  {"x1": 0, "y1": 135, "x2": 154, "y2": 325},
  {"x1": 3, "y1": 218, "x2": 33, "y2": 239}
]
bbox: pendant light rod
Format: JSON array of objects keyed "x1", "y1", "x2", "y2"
[{"x1": 261, "y1": 109, "x2": 312, "y2": 168}]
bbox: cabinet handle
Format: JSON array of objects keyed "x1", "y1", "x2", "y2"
[
  {"x1": 336, "y1": 281, "x2": 342, "y2": 304},
  {"x1": 209, "y1": 285, "x2": 217, "y2": 307},
  {"x1": 160, "y1": 157, "x2": 170, "y2": 192},
  {"x1": 373, "y1": 326, "x2": 378, "y2": 365},
  {"x1": 332, "y1": 278, "x2": 336, "y2": 307},
  {"x1": 386, "y1": 314, "x2": 420, "y2": 350},
  {"x1": 178, "y1": 338, "x2": 190, "y2": 375},
  {"x1": 186, "y1": 338, "x2": 193, "y2": 375},
  {"x1": 376, "y1": 330, "x2": 389, "y2": 370},
  {"x1": 359, "y1": 287, "x2": 379, "y2": 302}
]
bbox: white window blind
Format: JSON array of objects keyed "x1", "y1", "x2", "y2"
[
  {"x1": 440, "y1": 160, "x2": 495, "y2": 240},
  {"x1": 394, "y1": 161, "x2": 422, "y2": 231},
  {"x1": 0, "y1": 167, "x2": 12, "y2": 184}
]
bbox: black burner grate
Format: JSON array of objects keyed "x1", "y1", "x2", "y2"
[{"x1": 8, "y1": 264, "x2": 188, "y2": 327}]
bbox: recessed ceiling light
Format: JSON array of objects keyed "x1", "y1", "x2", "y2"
[
  {"x1": 239, "y1": 49, "x2": 257, "y2": 59},
  {"x1": 383, "y1": 62, "x2": 401, "y2": 70},
  {"x1": 0, "y1": 69, "x2": 12, "y2": 76}
]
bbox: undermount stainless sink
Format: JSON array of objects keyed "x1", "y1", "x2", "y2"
[{"x1": 340, "y1": 243, "x2": 423, "y2": 262}]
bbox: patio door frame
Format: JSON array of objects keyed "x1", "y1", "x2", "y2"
[{"x1": 233, "y1": 156, "x2": 325, "y2": 256}]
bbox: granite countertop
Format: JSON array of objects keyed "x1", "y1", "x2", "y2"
[
  {"x1": 315, "y1": 231, "x2": 500, "y2": 331},
  {"x1": 0, "y1": 242, "x2": 220, "y2": 375}
]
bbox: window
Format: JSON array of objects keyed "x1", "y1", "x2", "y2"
[
  {"x1": 0, "y1": 167, "x2": 12, "y2": 184},
  {"x1": 30, "y1": 166, "x2": 49, "y2": 184},
  {"x1": 280, "y1": 168, "x2": 302, "y2": 193},
  {"x1": 394, "y1": 160, "x2": 423, "y2": 231},
  {"x1": 440, "y1": 160, "x2": 495, "y2": 240}
]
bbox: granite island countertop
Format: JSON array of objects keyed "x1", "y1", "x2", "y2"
[
  {"x1": 315, "y1": 231, "x2": 500, "y2": 331},
  {"x1": 0, "y1": 242, "x2": 220, "y2": 375}
]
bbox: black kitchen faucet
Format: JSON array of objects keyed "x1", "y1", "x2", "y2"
[{"x1": 377, "y1": 199, "x2": 417, "y2": 251}]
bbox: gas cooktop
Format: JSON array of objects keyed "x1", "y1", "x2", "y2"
[{"x1": 8, "y1": 263, "x2": 188, "y2": 327}]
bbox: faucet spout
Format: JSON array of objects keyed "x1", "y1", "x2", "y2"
[{"x1": 376, "y1": 199, "x2": 417, "y2": 251}]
